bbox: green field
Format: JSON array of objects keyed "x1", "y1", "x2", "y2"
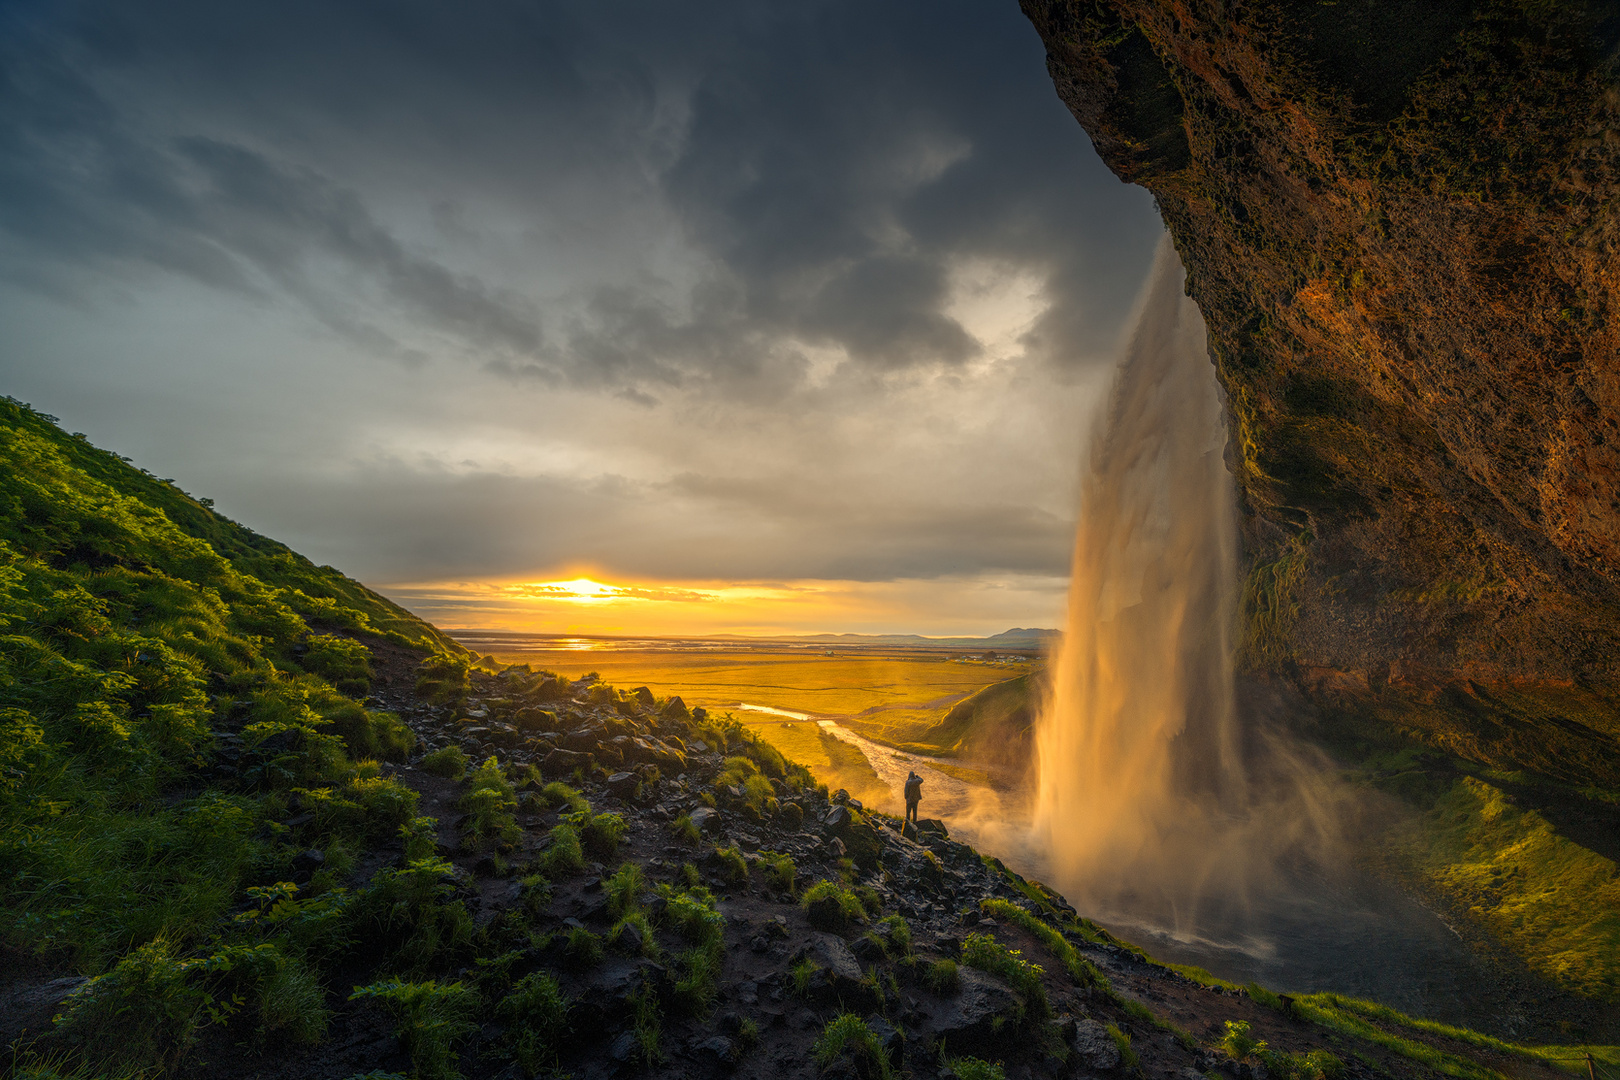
[
  {"x1": 484, "y1": 645, "x2": 1038, "y2": 809},
  {"x1": 483, "y1": 646, "x2": 1034, "y2": 744}
]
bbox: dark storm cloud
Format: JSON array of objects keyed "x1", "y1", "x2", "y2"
[
  {"x1": 0, "y1": 0, "x2": 1156, "y2": 391},
  {"x1": 644, "y1": 1, "x2": 1161, "y2": 375},
  {"x1": 0, "y1": 29, "x2": 544, "y2": 362}
]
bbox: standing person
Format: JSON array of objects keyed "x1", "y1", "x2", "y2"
[{"x1": 904, "y1": 770, "x2": 923, "y2": 826}]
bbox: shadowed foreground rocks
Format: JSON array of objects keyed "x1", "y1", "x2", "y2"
[{"x1": 29, "y1": 650, "x2": 1568, "y2": 1080}]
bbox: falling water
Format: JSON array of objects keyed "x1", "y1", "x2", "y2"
[{"x1": 1035, "y1": 237, "x2": 1304, "y2": 938}]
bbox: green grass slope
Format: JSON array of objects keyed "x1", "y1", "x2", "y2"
[
  {"x1": 902, "y1": 673, "x2": 1036, "y2": 772},
  {"x1": 1, "y1": 400, "x2": 459, "y2": 654},
  {"x1": 0, "y1": 396, "x2": 455, "y2": 972}
]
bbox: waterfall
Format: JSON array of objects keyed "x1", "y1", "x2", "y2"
[{"x1": 1033, "y1": 236, "x2": 1262, "y2": 933}]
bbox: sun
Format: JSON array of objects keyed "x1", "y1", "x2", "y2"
[{"x1": 545, "y1": 578, "x2": 620, "y2": 600}]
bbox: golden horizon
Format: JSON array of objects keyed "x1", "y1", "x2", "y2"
[{"x1": 376, "y1": 571, "x2": 1068, "y2": 639}]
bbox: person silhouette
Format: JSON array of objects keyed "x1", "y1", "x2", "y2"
[{"x1": 903, "y1": 770, "x2": 923, "y2": 826}]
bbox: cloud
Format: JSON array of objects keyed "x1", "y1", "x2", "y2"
[
  {"x1": 0, "y1": 0, "x2": 1156, "y2": 391},
  {"x1": 0, "y1": 0, "x2": 1164, "y2": 608}
]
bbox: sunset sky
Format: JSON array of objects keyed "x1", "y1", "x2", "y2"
[{"x1": 0, "y1": 0, "x2": 1163, "y2": 637}]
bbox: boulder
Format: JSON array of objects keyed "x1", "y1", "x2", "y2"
[
  {"x1": 620, "y1": 735, "x2": 686, "y2": 771},
  {"x1": 614, "y1": 918, "x2": 644, "y2": 955},
  {"x1": 533, "y1": 676, "x2": 571, "y2": 701},
  {"x1": 851, "y1": 934, "x2": 887, "y2": 963},
  {"x1": 609, "y1": 1031, "x2": 638, "y2": 1063},
  {"x1": 793, "y1": 934, "x2": 880, "y2": 1009},
  {"x1": 925, "y1": 967, "x2": 1020, "y2": 1053},
  {"x1": 827, "y1": 809, "x2": 884, "y2": 871},
  {"x1": 633, "y1": 686, "x2": 656, "y2": 707},
  {"x1": 606, "y1": 771, "x2": 640, "y2": 800},
  {"x1": 689, "y1": 806, "x2": 722, "y2": 834},
  {"x1": 541, "y1": 747, "x2": 593, "y2": 775},
  {"x1": 865, "y1": 1015, "x2": 904, "y2": 1068},
  {"x1": 806, "y1": 892, "x2": 854, "y2": 934},
  {"x1": 646, "y1": 737, "x2": 687, "y2": 770},
  {"x1": 695, "y1": 1035, "x2": 737, "y2": 1066},
  {"x1": 512, "y1": 706, "x2": 558, "y2": 731},
  {"x1": 560, "y1": 723, "x2": 609, "y2": 752},
  {"x1": 660, "y1": 696, "x2": 691, "y2": 722},
  {"x1": 796, "y1": 933, "x2": 862, "y2": 982},
  {"x1": 291, "y1": 848, "x2": 325, "y2": 875},
  {"x1": 1070, "y1": 1017, "x2": 1122, "y2": 1071},
  {"x1": 0, "y1": 976, "x2": 88, "y2": 1046}
]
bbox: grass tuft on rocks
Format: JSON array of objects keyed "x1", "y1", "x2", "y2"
[
  {"x1": 420, "y1": 746, "x2": 469, "y2": 780},
  {"x1": 812, "y1": 1013, "x2": 894, "y2": 1080},
  {"x1": 925, "y1": 958, "x2": 961, "y2": 995},
  {"x1": 802, "y1": 879, "x2": 868, "y2": 932},
  {"x1": 962, "y1": 932, "x2": 1048, "y2": 1022},
  {"x1": 948, "y1": 1057, "x2": 1007, "y2": 1080},
  {"x1": 496, "y1": 970, "x2": 568, "y2": 1074},
  {"x1": 350, "y1": 980, "x2": 477, "y2": 1080}
]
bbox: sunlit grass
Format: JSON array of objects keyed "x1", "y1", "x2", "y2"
[{"x1": 1384, "y1": 776, "x2": 1620, "y2": 1000}]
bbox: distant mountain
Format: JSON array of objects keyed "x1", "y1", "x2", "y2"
[{"x1": 764, "y1": 628, "x2": 1059, "y2": 649}]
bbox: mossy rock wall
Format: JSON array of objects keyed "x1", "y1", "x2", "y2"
[{"x1": 1021, "y1": 0, "x2": 1620, "y2": 787}]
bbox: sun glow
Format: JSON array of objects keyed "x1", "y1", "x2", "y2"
[
  {"x1": 533, "y1": 578, "x2": 621, "y2": 601},
  {"x1": 379, "y1": 572, "x2": 1067, "y2": 638}
]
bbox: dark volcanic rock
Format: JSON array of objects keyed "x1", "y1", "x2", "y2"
[
  {"x1": 925, "y1": 966, "x2": 1020, "y2": 1053},
  {"x1": 542, "y1": 747, "x2": 593, "y2": 775},
  {"x1": 1069, "y1": 1016, "x2": 1122, "y2": 1071}
]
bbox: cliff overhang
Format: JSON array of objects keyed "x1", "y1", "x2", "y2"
[{"x1": 1022, "y1": 0, "x2": 1620, "y2": 790}]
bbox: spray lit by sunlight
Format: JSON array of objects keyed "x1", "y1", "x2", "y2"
[{"x1": 1032, "y1": 237, "x2": 1343, "y2": 943}]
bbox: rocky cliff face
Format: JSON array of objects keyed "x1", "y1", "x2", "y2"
[{"x1": 1021, "y1": 0, "x2": 1620, "y2": 787}]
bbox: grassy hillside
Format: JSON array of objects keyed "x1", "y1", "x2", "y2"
[
  {"x1": 900, "y1": 673, "x2": 1037, "y2": 774},
  {"x1": 0, "y1": 396, "x2": 456, "y2": 974}
]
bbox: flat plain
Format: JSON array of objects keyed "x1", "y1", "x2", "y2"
[{"x1": 482, "y1": 641, "x2": 1038, "y2": 809}]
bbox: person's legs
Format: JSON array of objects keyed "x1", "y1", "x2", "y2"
[{"x1": 906, "y1": 800, "x2": 917, "y2": 824}]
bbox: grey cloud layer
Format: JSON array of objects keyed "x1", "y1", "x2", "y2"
[
  {"x1": 229, "y1": 463, "x2": 1075, "y2": 584},
  {"x1": 1, "y1": 0, "x2": 1155, "y2": 389},
  {"x1": 0, "y1": 0, "x2": 1163, "y2": 592}
]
